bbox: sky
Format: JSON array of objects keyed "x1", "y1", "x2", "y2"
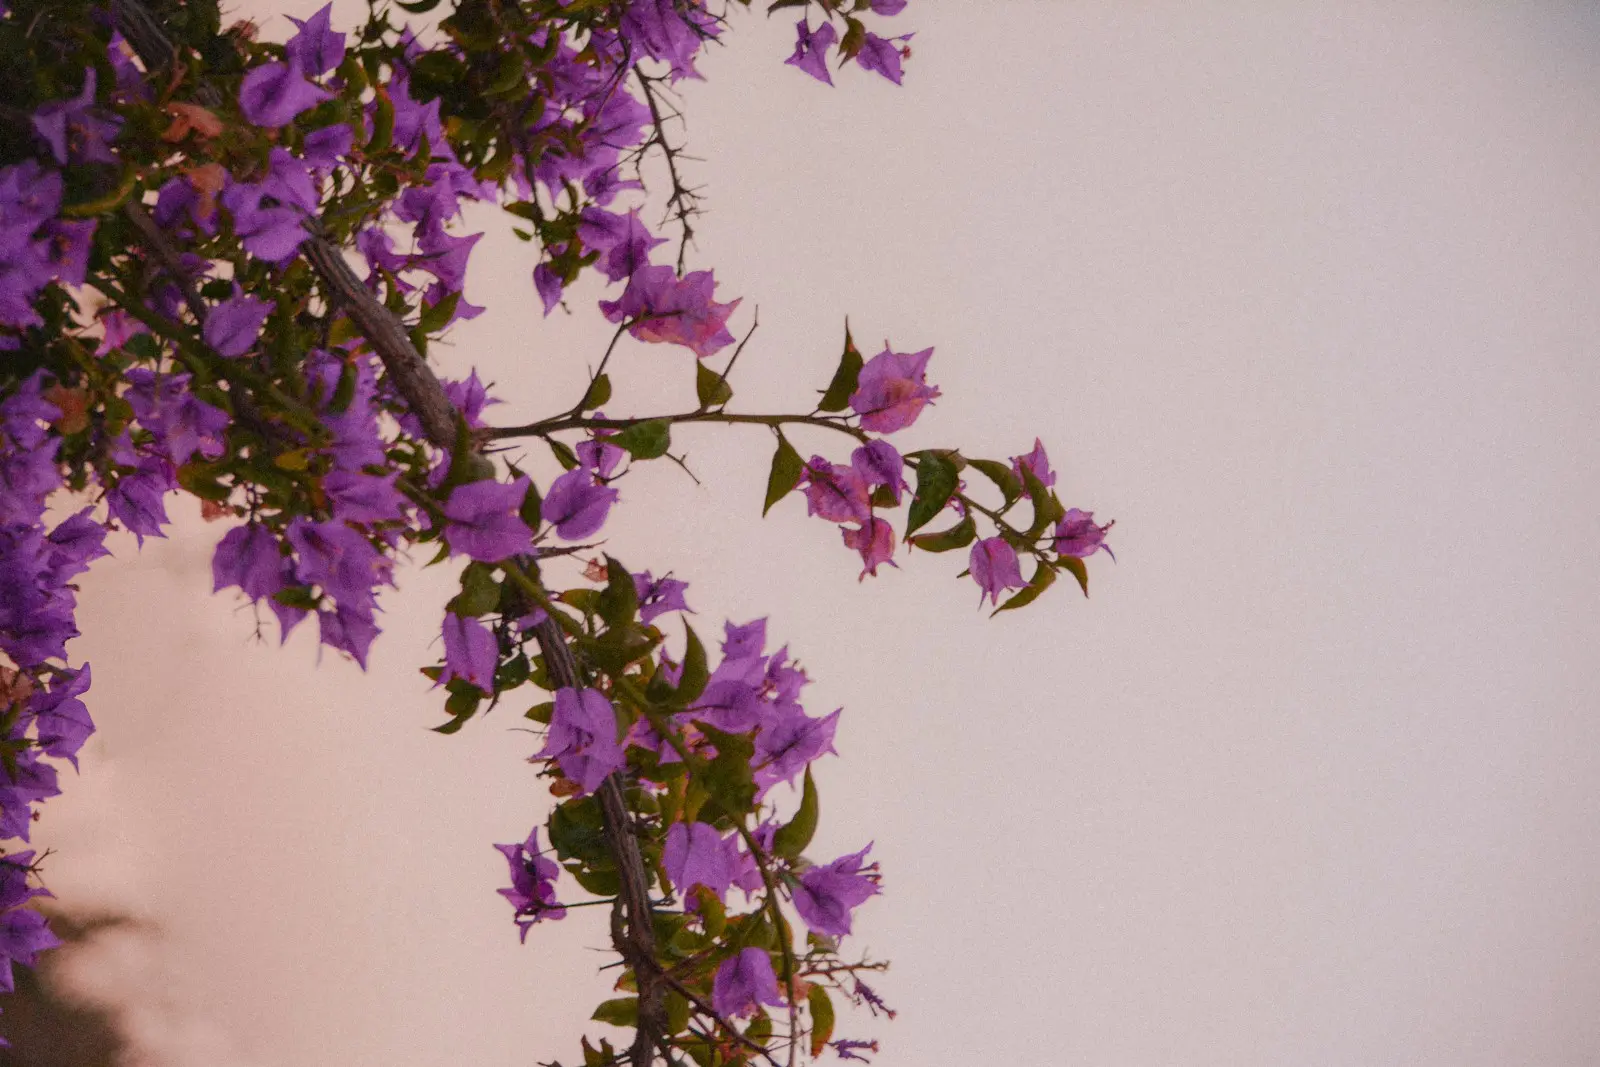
[{"x1": 23, "y1": 2, "x2": 1600, "y2": 1065}]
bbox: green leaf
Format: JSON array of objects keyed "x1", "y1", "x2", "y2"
[
  {"x1": 547, "y1": 438, "x2": 580, "y2": 471},
  {"x1": 696, "y1": 361, "x2": 733, "y2": 408},
  {"x1": 808, "y1": 986, "x2": 836, "y2": 1057},
  {"x1": 451, "y1": 563, "x2": 501, "y2": 617},
  {"x1": 817, "y1": 326, "x2": 863, "y2": 412},
  {"x1": 568, "y1": 864, "x2": 621, "y2": 896},
  {"x1": 395, "y1": 0, "x2": 442, "y2": 11},
  {"x1": 905, "y1": 451, "x2": 960, "y2": 536},
  {"x1": 579, "y1": 373, "x2": 612, "y2": 411},
  {"x1": 598, "y1": 556, "x2": 639, "y2": 629},
  {"x1": 762, "y1": 433, "x2": 804, "y2": 516},
  {"x1": 367, "y1": 91, "x2": 395, "y2": 153},
  {"x1": 992, "y1": 560, "x2": 1057, "y2": 616},
  {"x1": 772, "y1": 767, "x2": 818, "y2": 859},
  {"x1": 417, "y1": 290, "x2": 460, "y2": 334},
  {"x1": 591, "y1": 997, "x2": 639, "y2": 1028},
  {"x1": 968, "y1": 458, "x2": 1023, "y2": 507},
  {"x1": 745, "y1": 1010, "x2": 773, "y2": 1046},
  {"x1": 677, "y1": 623, "x2": 709, "y2": 703},
  {"x1": 611, "y1": 419, "x2": 672, "y2": 460},
  {"x1": 908, "y1": 513, "x2": 977, "y2": 553},
  {"x1": 696, "y1": 727, "x2": 757, "y2": 817},
  {"x1": 664, "y1": 990, "x2": 691, "y2": 1036},
  {"x1": 1021, "y1": 463, "x2": 1066, "y2": 535},
  {"x1": 1056, "y1": 554, "x2": 1090, "y2": 596}
]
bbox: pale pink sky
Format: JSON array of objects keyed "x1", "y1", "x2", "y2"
[{"x1": 31, "y1": 3, "x2": 1600, "y2": 1065}]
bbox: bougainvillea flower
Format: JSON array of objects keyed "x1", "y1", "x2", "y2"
[
  {"x1": 633, "y1": 571, "x2": 691, "y2": 624},
  {"x1": 494, "y1": 827, "x2": 565, "y2": 940},
  {"x1": 285, "y1": 3, "x2": 346, "y2": 76},
  {"x1": 855, "y1": 32, "x2": 910, "y2": 85},
  {"x1": 753, "y1": 705, "x2": 839, "y2": 794},
  {"x1": 32, "y1": 70, "x2": 121, "y2": 165},
  {"x1": 212, "y1": 522, "x2": 288, "y2": 601},
  {"x1": 535, "y1": 687, "x2": 624, "y2": 795},
  {"x1": 238, "y1": 57, "x2": 330, "y2": 128},
  {"x1": 1054, "y1": 508, "x2": 1114, "y2": 560},
  {"x1": 712, "y1": 948, "x2": 784, "y2": 1020},
  {"x1": 842, "y1": 518, "x2": 896, "y2": 579},
  {"x1": 969, "y1": 537, "x2": 1025, "y2": 607},
  {"x1": 302, "y1": 123, "x2": 354, "y2": 172},
  {"x1": 578, "y1": 434, "x2": 625, "y2": 479},
  {"x1": 316, "y1": 604, "x2": 380, "y2": 668},
  {"x1": 849, "y1": 345, "x2": 939, "y2": 433},
  {"x1": 29, "y1": 665, "x2": 93, "y2": 764},
  {"x1": 792, "y1": 843, "x2": 880, "y2": 937},
  {"x1": 870, "y1": 0, "x2": 908, "y2": 14},
  {"x1": 802, "y1": 457, "x2": 871, "y2": 525},
  {"x1": 541, "y1": 469, "x2": 618, "y2": 541},
  {"x1": 442, "y1": 477, "x2": 534, "y2": 562},
  {"x1": 851, "y1": 440, "x2": 906, "y2": 505},
  {"x1": 285, "y1": 517, "x2": 386, "y2": 612},
  {"x1": 323, "y1": 470, "x2": 407, "y2": 525},
  {"x1": 785, "y1": 19, "x2": 837, "y2": 86},
  {"x1": 203, "y1": 292, "x2": 271, "y2": 357},
  {"x1": 663, "y1": 821, "x2": 742, "y2": 902},
  {"x1": 578, "y1": 207, "x2": 664, "y2": 282},
  {"x1": 599, "y1": 265, "x2": 741, "y2": 359},
  {"x1": 1011, "y1": 438, "x2": 1055, "y2": 487},
  {"x1": 440, "y1": 612, "x2": 497, "y2": 693}
]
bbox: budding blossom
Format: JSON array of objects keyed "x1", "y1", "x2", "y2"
[
  {"x1": 1055, "y1": 508, "x2": 1115, "y2": 560},
  {"x1": 969, "y1": 537, "x2": 1025, "y2": 607}
]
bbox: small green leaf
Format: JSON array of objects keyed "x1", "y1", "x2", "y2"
[
  {"x1": 664, "y1": 990, "x2": 691, "y2": 1036},
  {"x1": 696, "y1": 361, "x2": 733, "y2": 408},
  {"x1": 579, "y1": 373, "x2": 612, "y2": 411},
  {"x1": 1056, "y1": 554, "x2": 1090, "y2": 596},
  {"x1": 611, "y1": 419, "x2": 671, "y2": 460},
  {"x1": 677, "y1": 623, "x2": 709, "y2": 703},
  {"x1": 992, "y1": 560, "x2": 1057, "y2": 616},
  {"x1": 367, "y1": 91, "x2": 395, "y2": 153},
  {"x1": 452, "y1": 563, "x2": 501, "y2": 617},
  {"x1": 417, "y1": 290, "x2": 460, "y2": 334},
  {"x1": 908, "y1": 513, "x2": 977, "y2": 553},
  {"x1": 1022, "y1": 463, "x2": 1066, "y2": 535},
  {"x1": 968, "y1": 458, "x2": 1023, "y2": 507},
  {"x1": 817, "y1": 326, "x2": 863, "y2": 412},
  {"x1": 808, "y1": 986, "x2": 836, "y2": 1057},
  {"x1": 762, "y1": 433, "x2": 805, "y2": 516},
  {"x1": 905, "y1": 451, "x2": 960, "y2": 536},
  {"x1": 598, "y1": 556, "x2": 639, "y2": 629},
  {"x1": 772, "y1": 767, "x2": 818, "y2": 859},
  {"x1": 547, "y1": 438, "x2": 580, "y2": 471},
  {"x1": 591, "y1": 997, "x2": 639, "y2": 1028}
]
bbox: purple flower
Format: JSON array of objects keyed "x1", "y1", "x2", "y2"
[
  {"x1": 0, "y1": 854, "x2": 60, "y2": 994},
  {"x1": 785, "y1": 19, "x2": 838, "y2": 85},
  {"x1": 851, "y1": 440, "x2": 906, "y2": 505},
  {"x1": 316, "y1": 604, "x2": 380, "y2": 668},
  {"x1": 440, "y1": 612, "x2": 497, "y2": 693},
  {"x1": 32, "y1": 70, "x2": 121, "y2": 165},
  {"x1": 969, "y1": 537, "x2": 1024, "y2": 607},
  {"x1": 285, "y1": 3, "x2": 346, "y2": 77},
  {"x1": 842, "y1": 518, "x2": 896, "y2": 580},
  {"x1": 721, "y1": 618, "x2": 767, "y2": 661},
  {"x1": 598, "y1": 265, "x2": 742, "y2": 359},
  {"x1": 753, "y1": 706, "x2": 839, "y2": 794},
  {"x1": 689, "y1": 679, "x2": 764, "y2": 733},
  {"x1": 633, "y1": 571, "x2": 691, "y2": 625},
  {"x1": 849, "y1": 346, "x2": 939, "y2": 433},
  {"x1": 663, "y1": 821, "x2": 743, "y2": 903},
  {"x1": 106, "y1": 460, "x2": 174, "y2": 543},
  {"x1": 302, "y1": 124, "x2": 354, "y2": 172},
  {"x1": 854, "y1": 33, "x2": 909, "y2": 85},
  {"x1": 1054, "y1": 508, "x2": 1114, "y2": 560},
  {"x1": 285, "y1": 517, "x2": 387, "y2": 611},
  {"x1": 869, "y1": 0, "x2": 907, "y2": 13},
  {"x1": 534, "y1": 687, "x2": 624, "y2": 796},
  {"x1": 712, "y1": 948, "x2": 784, "y2": 1020},
  {"x1": 203, "y1": 293, "x2": 271, "y2": 357},
  {"x1": 44, "y1": 508, "x2": 109, "y2": 584},
  {"x1": 578, "y1": 208, "x2": 664, "y2": 282},
  {"x1": 212, "y1": 522, "x2": 288, "y2": 601},
  {"x1": 533, "y1": 263, "x2": 564, "y2": 315},
  {"x1": 29, "y1": 664, "x2": 94, "y2": 764},
  {"x1": 620, "y1": 0, "x2": 721, "y2": 81},
  {"x1": 494, "y1": 827, "x2": 565, "y2": 940},
  {"x1": 221, "y1": 182, "x2": 309, "y2": 265},
  {"x1": 238, "y1": 57, "x2": 330, "y2": 128},
  {"x1": 802, "y1": 457, "x2": 870, "y2": 525},
  {"x1": 832, "y1": 1039, "x2": 881, "y2": 1062},
  {"x1": 442, "y1": 477, "x2": 533, "y2": 562},
  {"x1": 541, "y1": 468, "x2": 618, "y2": 541},
  {"x1": 324, "y1": 470, "x2": 407, "y2": 524},
  {"x1": 792, "y1": 844, "x2": 879, "y2": 937},
  {"x1": 577, "y1": 434, "x2": 624, "y2": 479},
  {"x1": 1011, "y1": 438, "x2": 1055, "y2": 487}
]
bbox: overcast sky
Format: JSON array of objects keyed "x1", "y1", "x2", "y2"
[{"x1": 28, "y1": 3, "x2": 1600, "y2": 1065}]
